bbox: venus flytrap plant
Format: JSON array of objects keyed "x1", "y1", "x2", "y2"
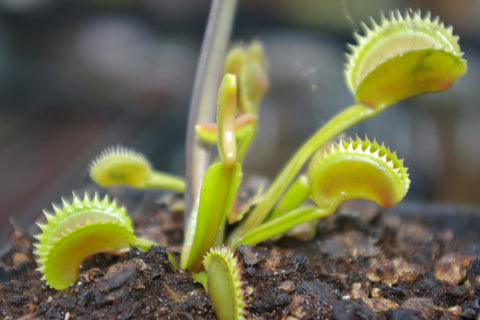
[
  {"x1": 33, "y1": 8, "x2": 468, "y2": 320},
  {"x1": 230, "y1": 137, "x2": 410, "y2": 247},
  {"x1": 227, "y1": 9, "x2": 467, "y2": 244}
]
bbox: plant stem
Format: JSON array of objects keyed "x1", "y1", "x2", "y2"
[
  {"x1": 267, "y1": 175, "x2": 310, "y2": 222},
  {"x1": 144, "y1": 171, "x2": 185, "y2": 192},
  {"x1": 230, "y1": 205, "x2": 334, "y2": 247},
  {"x1": 228, "y1": 103, "x2": 377, "y2": 243},
  {"x1": 184, "y1": 0, "x2": 238, "y2": 226}
]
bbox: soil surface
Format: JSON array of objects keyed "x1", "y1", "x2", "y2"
[{"x1": 1, "y1": 191, "x2": 480, "y2": 319}]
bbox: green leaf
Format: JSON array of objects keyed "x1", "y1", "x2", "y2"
[
  {"x1": 192, "y1": 271, "x2": 208, "y2": 289},
  {"x1": 182, "y1": 162, "x2": 242, "y2": 271}
]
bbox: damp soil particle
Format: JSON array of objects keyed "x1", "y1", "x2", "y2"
[{"x1": 1, "y1": 197, "x2": 480, "y2": 319}]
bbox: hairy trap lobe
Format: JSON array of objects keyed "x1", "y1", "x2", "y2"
[
  {"x1": 89, "y1": 145, "x2": 152, "y2": 188},
  {"x1": 309, "y1": 137, "x2": 410, "y2": 209},
  {"x1": 345, "y1": 10, "x2": 466, "y2": 109},
  {"x1": 203, "y1": 246, "x2": 246, "y2": 320},
  {"x1": 34, "y1": 193, "x2": 155, "y2": 290}
]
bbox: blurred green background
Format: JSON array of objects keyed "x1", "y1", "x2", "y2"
[{"x1": 1, "y1": 0, "x2": 479, "y2": 245}]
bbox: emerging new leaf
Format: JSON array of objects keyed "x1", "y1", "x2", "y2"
[
  {"x1": 34, "y1": 193, "x2": 156, "y2": 290},
  {"x1": 195, "y1": 114, "x2": 258, "y2": 145},
  {"x1": 309, "y1": 137, "x2": 410, "y2": 209},
  {"x1": 225, "y1": 41, "x2": 269, "y2": 115},
  {"x1": 203, "y1": 246, "x2": 246, "y2": 320},
  {"x1": 217, "y1": 74, "x2": 238, "y2": 168},
  {"x1": 345, "y1": 10, "x2": 467, "y2": 110}
]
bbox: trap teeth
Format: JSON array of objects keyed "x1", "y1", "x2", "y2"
[
  {"x1": 309, "y1": 137, "x2": 410, "y2": 209},
  {"x1": 89, "y1": 145, "x2": 152, "y2": 188},
  {"x1": 344, "y1": 10, "x2": 466, "y2": 109}
]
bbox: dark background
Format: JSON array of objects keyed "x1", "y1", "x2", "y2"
[{"x1": 1, "y1": 0, "x2": 480, "y2": 245}]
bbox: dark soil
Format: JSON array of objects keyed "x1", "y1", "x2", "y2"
[{"x1": 1, "y1": 192, "x2": 480, "y2": 320}]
